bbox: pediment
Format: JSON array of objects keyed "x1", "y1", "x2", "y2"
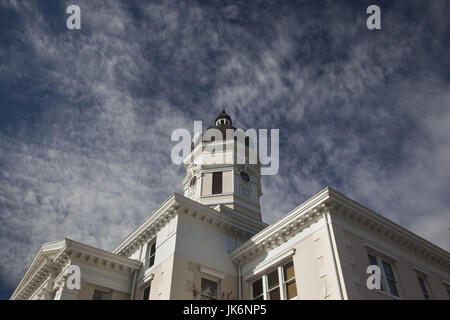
[{"x1": 12, "y1": 239, "x2": 67, "y2": 298}]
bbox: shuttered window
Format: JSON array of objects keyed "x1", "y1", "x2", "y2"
[{"x1": 212, "y1": 172, "x2": 223, "y2": 194}]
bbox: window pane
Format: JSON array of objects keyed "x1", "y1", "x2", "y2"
[
  {"x1": 368, "y1": 255, "x2": 378, "y2": 266},
  {"x1": 382, "y1": 261, "x2": 395, "y2": 280},
  {"x1": 201, "y1": 278, "x2": 218, "y2": 299},
  {"x1": 267, "y1": 270, "x2": 279, "y2": 290},
  {"x1": 150, "y1": 242, "x2": 156, "y2": 256},
  {"x1": 283, "y1": 262, "x2": 295, "y2": 281},
  {"x1": 387, "y1": 279, "x2": 399, "y2": 297},
  {"x1": 147, "y1": 240, "x2": 156, "y2": 268},
  {"x1": 252, "y1": 278, "x2": 263, "y2": 298},
  {"x1": 212, "y1": 172, "x2": 223, "y2": 194},
  {"x1": 286, "y1": 280, "x2": 298, "y2": 299},
  {"x1": 368, "y1": 255, "x2": 383, "y2": 290},
  {"x1": 417, "y1": 277, "x2": 430, "y2": 299},
  {"x1": 92, "y1": 290, "x2": 111, "y2": 300},
  {"x1": 143, "y1": 286, "x2": 150, "y2": 300},
  {"x1": 149, "y1": 255, "x2": 155, "y2": 267},
  {"x1": 269, "y1": 288, "x2": 280, "y2": 300}
]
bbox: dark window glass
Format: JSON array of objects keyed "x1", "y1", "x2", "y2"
[
  {"x1": 143, "y1": 286, "x2": 150, "y2": 300},
  {"x1": 368, "y1": 255, "x2": 378, "y2": 266},
  {"x1": 212, "y1": 172, "x2": 223, "y2": 194},
  {"x1": 252, "y1": 278, "x2": 263, "y2": 299},
  {"x1": 382, "y1": 261, "x2": 399, "y2": 296},
  {"x1": 382, "y1": 261, "x2": 395, "y2": 279},
  {"x1": 190, "y1": 176, "x2": 197, "y2": 188},
  {"x1": 267, "y1": 270, "x2": 280, "y2": 300},
  {"x1": 283, "y1": 262, "x2": 295, "y2": 281},
  {"x1": 201, "y1": 278, "x2": 218, "y2": 300},
  {"x1": 147, "y1": 240, "x2": 156, "y2": 268},
  {"x1": 387, "y1": 279, "x2": 399, "y2": 296},
  {"x1": 283, "y1": 262, "x2": 297, "y2": 299},
  {"x1": 267, "y1": 270, "x2": 279, "y2": 290},
  {"x1": 92, "y1": 289, "x2": 111, "y2": 300},
  {"x1": 269, "y1": 288, "x2": 280, "y2": 300},
  {"x1": 417, "y1": 277, "x2": 430, "y2": 300},
  {"x1": 286, "y1": 280, "x2": 297, "y2": 299}
]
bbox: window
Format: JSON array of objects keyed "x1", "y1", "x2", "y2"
[
  {"x1": 367, "y1": 255, "x2": 383, "y2": 291},
  {"x1": 417, "y1": 276, "x2": 432, "y2": 300},
  {"x1": 267, "y1": 270, "x2": 280, "y2": 300},
  {"x1": 92, "y1": 289, "x2": 111, "y2": 300},
  {"x1": 445, "y1": 283, "x2": 450, "y2": 297},
  {"x1": 367, "y1": 253, "x2": 400, "y2": 297},
  {"x1": 283, "y1": 262, "x2": 298, "y2": 300},
  {"x1": 252, "y1": 278, "x2": 263, "y2": 300},
  {"x1": 251, "y1": 261, "x2": 297, "y2": 300},
  {"x1": 142, "y1": 286, "x2": 150, "y2": 300},
  {"x1": 146, "y1": 239, "x2": 156, "y2": 269},
  {"x1": 382, "y1": 261, "x2": 399, "y2": 297},
  {"x1": 201, "y1": 278, "x2": 218, "y2": 300},
  {"x1": 212, "y1": 172, "x2": 223, "y2": 194}
]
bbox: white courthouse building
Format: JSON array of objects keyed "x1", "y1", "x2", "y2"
[{"x1": 11, "y1": 110, "x2": 450, "y2": 300}]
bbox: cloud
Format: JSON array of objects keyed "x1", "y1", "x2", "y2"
[{"x1": 0, "y1": 0, "x2": 449, "y2": 295}]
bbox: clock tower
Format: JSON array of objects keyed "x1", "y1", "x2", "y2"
[{"x1": 182, "y1": 110, "x2": 262, "y2": 222}]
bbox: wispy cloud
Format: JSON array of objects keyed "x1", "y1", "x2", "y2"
[{"x1": 0, "y1": 0, "x2": 449, "y2": 296}]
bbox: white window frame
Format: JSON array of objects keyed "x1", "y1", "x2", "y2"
[
  {"x1": 281, "y1": 261, "x2": 298, "y2": 300},
  {"x1": 200, "y1": 276, "x2": 220, "y2": 300},
  {"x1": 145, "y1": 238, "x2": 157, "y2": 269},
  {"x1": 366, "y1": 251, "x2": 402, "y2": 299},
  {"x1": 415, "y1": 273, "x2": 433, "y2": 300},
  {"x1": 250, "y1": 278, "x2": 264, "y2": 300},
  {"x1": 251, "y1": 260, "x2": 298, "y2": 300}
]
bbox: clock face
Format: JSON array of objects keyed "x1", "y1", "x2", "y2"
[
  {"x1": 240, "y1": 171, "x2": 250, "y2": 182},
  {"x1": 190, "y1": 176, "x2": 197, "y2": 188}
]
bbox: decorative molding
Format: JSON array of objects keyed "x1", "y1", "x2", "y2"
[
  {"x1": 231, "y1": 189, "x2": 329, "y2": 263},
  {"x1": 411, "y1": 265, "x2": 431, "y2": 277},
  {"x1": 114, "y1": 193, "x2": 266, "y2": 257},
  {"x1": 138, "y1": 271, "x2": 154, "y2": 288},
  {"x1": 362, "y1": 242, "x2": 399, "y2": 261},
  {"x1": 328, "y1": 187, "x2": 450, "y2": 271},
  {"x1": 231, "y1": 187, "x2": 450, "y2": 273},
  {"x1": 199, "y1": 266, "x2": 226, "y2": 280},
  {"x1": 11, "y1": 239, "x2": 141, "y2": 300},
  {"x1": 243, "y1": 248, "x2": 296, "y2": 280}
]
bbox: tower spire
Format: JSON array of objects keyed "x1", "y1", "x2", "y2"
[{"x1": 215, "y1": 109, "x2": 232, "y2": 126}]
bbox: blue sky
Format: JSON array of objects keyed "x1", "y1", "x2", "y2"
[{"x1": 0, "y1": 0, "x2": 449, "y2": 299}]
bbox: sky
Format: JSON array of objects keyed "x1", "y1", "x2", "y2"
[{"x1": 0, "y1": 0, "x2": 449, "y2": 299}]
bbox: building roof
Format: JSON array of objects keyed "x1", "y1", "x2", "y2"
[
  {"x1": 230, "y1": 187, "x2": 450, "y2": 274},
  {"x1": 203, "y1": 109, "x2": 236, "y2": 142},
  {"x1": 215, "y1": 109, "x2": 232, "y2": 124},
  {"x1": 112, "y1": 193, "x2": 267, "y2": 256},
  {"x1": 10, "y1": 238, "x2": 141, "y2": 300}
]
